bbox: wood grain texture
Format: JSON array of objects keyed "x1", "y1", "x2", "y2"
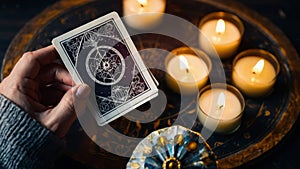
[{"x1": 1, "y1": 0, "x2": 93, "y2": 79}]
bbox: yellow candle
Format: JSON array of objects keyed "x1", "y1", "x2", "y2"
[
  {"x1": 165, "y1": 47, "x2": 211, "y2": 95},
  {"x1": 123, "y1": 0, "x2": 166, "y2": 30},
  {"x1": 197, "y1": 84, "x2": 245, "y2": 134},
  {"x1": 198, "y1": 12, "x2": 244, "y2": 59},
  {"x1": 232, "y1": 49, "x2": 280, "y2": 97}
]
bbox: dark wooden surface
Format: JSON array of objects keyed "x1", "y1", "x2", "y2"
[{"x1": 1, "y1": 0, "x2": 300, "y2": 169}]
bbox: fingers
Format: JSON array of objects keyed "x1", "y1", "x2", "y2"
[
  {"x1": 11, "y1": 52, "x2": 40, "y2": 79},
  {"x1": 38, "y1": 63, "x2": 74, "y2": 107},
  {"x1": 18, "y1": 78, "x2": 40, "y2": 102},
  {"x1": 11, "y1": 45, "x2": 59, "y2": 79},
  {"x1": 4, "y1": 45, "x2": 92, "y2": 138},
  {"x1": 0, "y1": 79, "x2": 46, "y2": 113},
  {"x1": 0, "y1": 76, "x2": 44, "y2": 111},
  {"x1": 39, "y1": 63, "x2": 73, "y2": 87},
  {"x1": 28, "y1": 45, "x2": 58, "y2": 65},
  {"x1": 38, "y1": 84, "x2": 91, "y2": 137}
]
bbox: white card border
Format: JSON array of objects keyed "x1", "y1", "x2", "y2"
[{"x1": 52, "y1": 12, "x2": 158, "y2": 126}]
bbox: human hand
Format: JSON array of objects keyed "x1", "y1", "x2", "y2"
[{"x1": 0, "y1": 45, "x2": 90, "y2": 137}]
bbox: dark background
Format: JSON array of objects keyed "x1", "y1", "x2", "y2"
[{"x1": 0, "y1": 0, "x2": 299, "y2": 168}]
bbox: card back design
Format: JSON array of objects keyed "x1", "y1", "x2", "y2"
[{"x1": 52, "y1": 12, "x2": 158, "y2": 125}]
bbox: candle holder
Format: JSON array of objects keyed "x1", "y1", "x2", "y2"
[
  {"x1": 165, "y1": 47, "x2": 212, "y2": 95},
  {"x1": 197, "y1": 83, "x2": 245, "y2": 134},
  {"x1": 123, "y1": 0, "x2": 166, "y2": 30},
  {"x1": 198, "y1": 11, "x2": 244, "y2": 59},
  {"x1": 232, "y1": 49, "x2": 280, "y2": 98}
]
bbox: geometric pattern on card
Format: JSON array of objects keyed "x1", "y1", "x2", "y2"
[{"x1": 61, "y1": 19, "x2": 150, "y2": 115}]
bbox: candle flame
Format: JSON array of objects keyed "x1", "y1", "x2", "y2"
[
  {"x1": 217, "y1": 92, "x2": 226, "y2": 110},
  {"x1": 252, "y1": 59, "x2": 265, "y2": 74},
  {"x1": 138, "y1": 0, "x2": 148, "y2": 7},
  {"x1": 216, "y1": 19, "x2": 226, "y2": 34},
  {"x1": 179, "y1": 55, "x2": 189, "y2": 73}
]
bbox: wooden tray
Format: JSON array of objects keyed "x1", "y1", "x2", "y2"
[{"x1": 2, "y1": 0, "x2": 300, "y2": 168}]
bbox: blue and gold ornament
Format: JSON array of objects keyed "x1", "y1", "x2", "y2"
[{"x1": 127, "y1": 125, "x2": 217, "y2": 169}]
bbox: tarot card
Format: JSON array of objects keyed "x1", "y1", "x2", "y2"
[{"x1": 52, "y1": 12, "x2": 158, "y2": 126}]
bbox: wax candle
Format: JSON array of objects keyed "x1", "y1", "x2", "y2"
[
  {"x1": 197, "y1": 84, "x2": 245, "y2": 134},
  {"x1": 199, "y1": 12, "x2": 244, "y2": 59},
  {"x1": 165, "y1": 47, "x2": 212, "y2": 95},
  {"x1": 123, "y1": 0, "x2": 166, "y2": 30},
  {"x1": 232, "y1": 49, "x2": 280, "y2": 97}
]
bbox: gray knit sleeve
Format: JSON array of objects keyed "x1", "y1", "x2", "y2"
[{"x1": 0, "y1": 94, "x2": 64, "y2": 169}]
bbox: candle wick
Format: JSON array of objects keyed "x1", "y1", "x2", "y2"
[
  {"x1": 216, "y1": 105, "x2": 224, "y2": 115},
  {"x1": 252, "y1": 71, "x2": 256, "y2": 75},
  {"x1": 140, "y1": 4, "x2": 144, "y2": 8},
  {"x1": 185, "y1": 68, "x2": 189, "y2": 73}
]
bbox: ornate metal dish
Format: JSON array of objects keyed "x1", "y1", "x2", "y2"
[{"x1": 126, "y1": 125, "x2": 217, "y2": 169}]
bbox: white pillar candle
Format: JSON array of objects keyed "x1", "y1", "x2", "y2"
[
  {"x1": 199, "y1": 12, "x2": 244, "y2": 59},
  {"x1": 197, "y1": 84, "x2": 245, "y2": 134},
  {"x1": 165, "y1": 47, "x2": 211, "y2": 95},
  {"x1": 123, "y1": 0, "x2": 166, "y2": 30},
  {"x1": 232, "y1": 49, "x2": 280, "y2": 97}
]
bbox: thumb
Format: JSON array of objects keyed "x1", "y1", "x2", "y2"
[{"x1": 47, "y1": 84, "x2": 91, "y2": 137}]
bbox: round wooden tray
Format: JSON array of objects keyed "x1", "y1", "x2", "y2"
[{"x1": 2, "y1": 0, "x2": 300, "y2": 168}]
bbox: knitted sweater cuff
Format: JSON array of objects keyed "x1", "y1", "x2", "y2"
[{"x1": 0, "y1": 94, "x2": 64, "y2": 169}]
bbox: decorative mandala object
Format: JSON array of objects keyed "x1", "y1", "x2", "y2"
[{"x1": 126, "y1": 125, "x2": 217, "y2": 169}]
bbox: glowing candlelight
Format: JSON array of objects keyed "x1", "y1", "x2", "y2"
[
  {"x1": 252, "y1": 59, "x2": 264, "y2": 74},
  {"x1": 197, "y1": 84, "x2": 245, "y2": 134},
  {"x1": 165, "y1": 47, "x2": 211, "y2": 95},
  {"x1": 138, "y1": 0, "x2": 148, "y2": 7},
  {"x1": 216, "y1": 19, "x2": 225, "y2": 34},
  {"x1": 198, "y1": 12, "x2": 244, "y2": 59},
  {"x1": 123, "y1": 0, "x2": 166, "y2": 30},
  {"x1": 217, "y1": 92, "x2": 225, "y2": 110},
  {"x1": 179, "y1": 55, "x2": 190, "y2": 73},
  {"x1": 232, "y1": 49, "x2": 280, "y2": 97}
]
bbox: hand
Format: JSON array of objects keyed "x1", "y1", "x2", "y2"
[{"x1": 0, "y1": 45, "x2": 90, "y2": 137}]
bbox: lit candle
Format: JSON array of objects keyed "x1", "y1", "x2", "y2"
[
  {"x1": 123, "y1": 0, "x2": 166, "y2": 30},
  {"x1": 198, "y1": 12, "x2": 244, "y2": 59},
  {"x1": 197, "y1": 84, "x2": 245, "y2": 134},
  {"x1": 165, "y1": 47, "x2": 212, "y2": 95},
  {"x1": 232, "y1": 49, "x2": 280, "y2": 97}
]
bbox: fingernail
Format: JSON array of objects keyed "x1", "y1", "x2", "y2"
[{"x1": 75, "y1": 84, "x2": 91, "y2": 98}]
